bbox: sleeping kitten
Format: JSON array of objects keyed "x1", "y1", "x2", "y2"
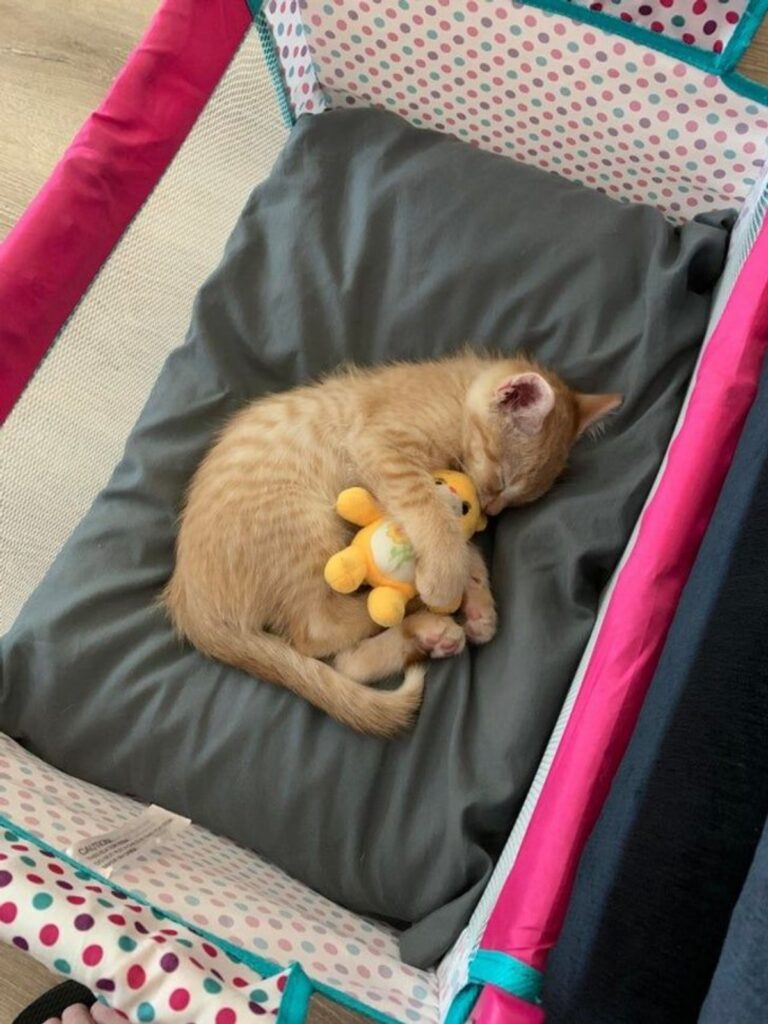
[{"x1": 163, "y1": 353, "x2": 620, "y2": 736}]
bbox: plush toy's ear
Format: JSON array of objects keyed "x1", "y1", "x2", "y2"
[
  {"x1": 494, "y1": 372, "x2": 555, "y2": 436},
  {"x1": 574, "y1": 392, "x2": 623, "y2": 437}
]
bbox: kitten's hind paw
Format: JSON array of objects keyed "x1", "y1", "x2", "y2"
[{"x1": 462, "y1": 588, "x2": 498, "y2": 645}]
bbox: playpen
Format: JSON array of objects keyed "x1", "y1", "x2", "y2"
[{"x1": 1, "y1": 1, "x2": 767, "y2": 1021}]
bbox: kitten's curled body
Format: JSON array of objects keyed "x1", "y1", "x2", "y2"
[{"x1": 163, "y1": 353, "x2": 620, "y2": 736}]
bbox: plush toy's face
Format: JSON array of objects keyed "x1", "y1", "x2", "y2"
[{"x1": 433, "y1": 471, "x2": 487, "y2": 538}]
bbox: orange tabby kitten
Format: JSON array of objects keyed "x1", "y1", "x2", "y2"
[{"x1": 163, "y1": 353, "x2": 620, "y2": 736}]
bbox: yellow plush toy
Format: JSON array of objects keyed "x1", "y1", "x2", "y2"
[{"x1": 324, "y1": 470, "x2": 487, "y2": 628}]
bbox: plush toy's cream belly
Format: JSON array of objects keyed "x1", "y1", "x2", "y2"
[{"x1": 368, "y1": 520, "x2": 416, "y2": 583}]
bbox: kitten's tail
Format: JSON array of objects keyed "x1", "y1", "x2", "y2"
[{"x1": 167, "y1": 611, "x2": 425, "y2": 738}]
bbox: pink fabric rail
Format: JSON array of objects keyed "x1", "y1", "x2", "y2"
[
  {"x1": 474, "y1": 213, "x2": 768, "y2": 1022},
  {"x1": 0, "y1": 0, "x2": 251, "y2": 425}
]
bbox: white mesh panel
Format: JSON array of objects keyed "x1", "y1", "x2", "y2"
[{"x1": 0, "y1": 29, "x2": 289, "y2": 633}]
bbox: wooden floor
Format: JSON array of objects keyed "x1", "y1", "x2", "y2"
[
  {"x1": 1, "y1": 0, "x2": 768, "y2": 1021},
  {"x1": 740, "y1": 16, "x2": 768, "y2": 84}
]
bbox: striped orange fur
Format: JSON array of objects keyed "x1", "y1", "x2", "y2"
[{"x1": 163, "y1": 353, "x2": 620, "y2": 736}]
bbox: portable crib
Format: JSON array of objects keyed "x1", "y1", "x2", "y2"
[{"x1": 1, "y1": 1, "x2": 768, "y2": 1022}]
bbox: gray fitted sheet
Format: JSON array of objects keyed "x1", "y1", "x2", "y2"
[{"x1": 0, "y1": 109, "x2": 732, "y2": 967}]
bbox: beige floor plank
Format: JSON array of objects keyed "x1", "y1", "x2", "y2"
[
  {"x1": 740, "y1": 17, "x2": 768, "y2": 84},
  {"x1": 0, "y1": 941, "x2": 59, "y2": 1023},
  {"x1": 0, "y1": 0, "x2": 156, "y2": 239}
]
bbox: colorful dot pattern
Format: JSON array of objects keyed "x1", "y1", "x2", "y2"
[
  {"x1": 436, "y1": 926, "x2": 473, "y2": 1017},
  {"x1": 263, "y1": 1, "x2": 327, "y2": 114},
  {"x1": 573, "y1": 0, "x2": 746, "y2": 53},
  {"x1": 272, "y1": 0, "x2": 767, "y2": 220},
  {"x1": 0, "y1": 824, "x2": 290, "y2": 1022},
  {"x1": 0, "y1": 737, "x2": 439, "y2": 1023}
]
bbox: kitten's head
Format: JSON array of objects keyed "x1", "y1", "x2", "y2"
[{"x1": 462, "y1": 359, "x2": 622, "y2": 515}]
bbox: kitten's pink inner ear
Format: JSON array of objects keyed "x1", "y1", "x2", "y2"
[
  {"x1": 575, "y1": 392, "x2": 623, "y2": 436},
  {"x1": 494, "y1": 372, "x2": 555, "y2": 436}
]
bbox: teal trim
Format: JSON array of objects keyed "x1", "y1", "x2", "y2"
[
  {"x1": 720, "y1": 0, "x2": 768, "y2": 73},
  {"x1": 0, "y1": 813, "x2": 283, "y2": 981},
  {"x1": 276, "y1": 966, "x2": 314, "y2": 1024},
  {"x1": 443, "y1": 983, "x2": 482, "y2": 1024},
  {"x1": 246, "y1": 0, "x2": 296, "y2": 127},
  {"x1": 469, "y1": 950, "x2": 543, "y2": 1006},
  {"x1": 277, "y1": 965, "x2": 405, "y2": 1024},
  {"x1": 515, "y1": 0, "x2": 718, "y2": 74},
  {"x1": 723, "y1": 69, "x2": 768, "y2": 105},
  {"x1": 514, "y1": 0, "x2": 768, "y2": 104}
]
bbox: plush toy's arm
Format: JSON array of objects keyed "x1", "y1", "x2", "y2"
[{"x1": 336, "y1": 487, "x2": 384, "y2": 527}]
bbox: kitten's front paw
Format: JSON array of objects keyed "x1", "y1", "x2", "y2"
[
  {"x1": 416, "y1": 555, "x2": 468, "y2": 615},
  {"x1": 462, "y1": 593, "x2": 498, "y2": 645}
]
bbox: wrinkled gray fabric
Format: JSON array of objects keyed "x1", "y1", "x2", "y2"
[{"x1": 0, "y1": 109, "x2": 732, "y2": 967}]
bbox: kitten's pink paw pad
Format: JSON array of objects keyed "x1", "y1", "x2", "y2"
[
  {"x1": 416, "y1": 623, "x2": 466, "y2": 659},
  {"x1": 462, "y1": 596, "x2": 498, "y2": 645}
]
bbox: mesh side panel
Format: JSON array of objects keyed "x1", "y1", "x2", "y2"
[
  {"x1": 0, "y1": 30, "x2": 439, "y2": 1019},
  {"x1": 0, "y1": 30, "x2": 288, "y2": 634}
]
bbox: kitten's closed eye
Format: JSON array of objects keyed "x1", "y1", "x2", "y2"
[{"x1": 465, "y1": 368, "x2": 622, "y2": 514}]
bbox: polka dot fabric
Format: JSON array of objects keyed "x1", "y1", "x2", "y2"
[
  {"x1": 0, "y1": 736, "x2": 440, "y2": 1023},
  {"x1": 263, "y1": 0, "x2": 328, "y2": 116},
  {"x1": 280, "y1": 0, "x2": 766, "y2": 220},
  {"x1": 571, "y1": 0, "x2": 748, "y2": 53},
  {"x1": 435, "y1": 927, "x2": 473, "y2": 1018},
  {"x1": 0, "y1": 824, "x2": 290, "y2": 1022}
]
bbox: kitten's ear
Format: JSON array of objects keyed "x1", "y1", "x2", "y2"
[
  {"x1": 575, "y1": 392, "x2": 623, "y2": 437},
  {"x1": 494, "y1": 372, "x2": 555, "y2": 437}
]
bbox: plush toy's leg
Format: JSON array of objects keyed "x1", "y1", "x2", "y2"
[
  {"x1": 324, "y1": 546, "x2": 367, "y2": 594},
  {"x1": 335, "y1": 611, "x2": 466, "y2": 683},
  {"x1": 367, "y1": 587, "x2": 407, "y2": 628}
]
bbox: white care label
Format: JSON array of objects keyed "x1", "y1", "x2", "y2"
[{"x1": 67, "y1": 805, "x2": 191, "y2": 878}]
